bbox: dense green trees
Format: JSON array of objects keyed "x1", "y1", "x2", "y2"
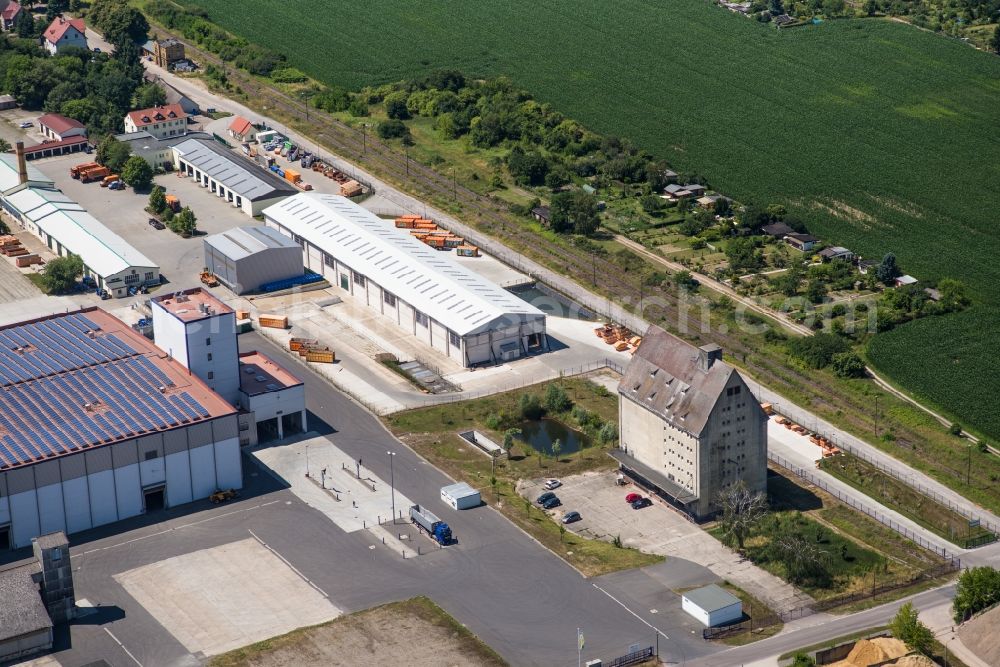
[
  {"x1": 788, "y1": 333, "x2": 849, "y2": 369},
  {"x1": 890, "y1": 602, "x2": 933, "y2": 654},
  {"x1": 42, "y1": 256, "x2": 83, "y2": 294},
  {"x1": 148, "y1": 185, "x2": 166, "y2": 214},
  {"x1": 90, "y1": 0, "x2": 149, "y2": 52},
  {"x1": 550, "y1": 191, "x2": 599, "y2": 236},
  {"x1": 96, "y1": 135, "x2": 132, "y2": 173},
  {"x1": 953, "y1": 566, "x2": 1000, "y2": 623},
  {"x1": 121, "y1": 155, "x2": 153, "y2": 189}
]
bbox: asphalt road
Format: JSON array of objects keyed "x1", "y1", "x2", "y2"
[{"x1": 2, "y1": 331, "x2": 711, "y2": 667}]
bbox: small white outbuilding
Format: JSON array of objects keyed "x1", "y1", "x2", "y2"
[
  {"x1": 681, "y1": 584, "x2": 742, "y2": 627},
  {"x1": 440, "y1": 482, "x2": 481, "y2": 510}
]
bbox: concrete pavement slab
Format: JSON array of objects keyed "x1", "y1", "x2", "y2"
[{"x1": 114, "y1": 537, "x2": 340, "y2": 657}]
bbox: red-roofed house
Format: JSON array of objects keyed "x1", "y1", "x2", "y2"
[
  {"x1": 227, "y1": 116, "x2": 257, "y2": 143},
  {"x1": 123, "y1": 104, "x2": 188, "y2": 139},
  {"x1": 38, "y1": 113, "x2": 87, "y2": 142},
  {"x1": 43, "y1": 16, "x2": 87, "y2": 55},
  {"x1": 1, "y1": 1, "x2": 23, "y2": 32}
]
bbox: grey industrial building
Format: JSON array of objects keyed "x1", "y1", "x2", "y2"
[
  {"x1": 172, "y1": 137, "x2": 297, "y2": 216},
  {"x1": 203, "y1": 225, "x2": 303, "y2": 294},
  {"x1": 616, "y1": 325, "x2": 768, "y2": 520}
]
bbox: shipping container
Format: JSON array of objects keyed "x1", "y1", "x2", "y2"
[
  {"x1": 456, "y1": 245, "x2": 480, "y2": 257},
  {"x1": 284, "y1": 168, "x2": 301, "y2": 183},
  {"x1": 258, "y1": 314, "x2": 289, "y2": 329},
  {"x1": 305, "y1": 348, "x2": 335, "y2": 363}
]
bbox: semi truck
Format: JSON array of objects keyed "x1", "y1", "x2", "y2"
[{"x1": 409, "y1": 504, "x2": 453, "y2": 545}]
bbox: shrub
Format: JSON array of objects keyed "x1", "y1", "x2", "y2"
[
  {"x1": 544, "y1": 384, "x2": 572, "y2": 413},
  {"x1": 598, "y1": 422, "x2": 619, "y2": 444},
  {"x1": 831, "y1": 352, "x2": 866, "y2": 378},
  {"x1": 519, "y1": 393, "x2": 544, "y2": 420},
  {"x1": 787, "y1": 333, "x2": 849, "y2": 369}
]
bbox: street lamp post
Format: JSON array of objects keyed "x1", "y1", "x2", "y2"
[{"x1": 387, "y1": 451, "x2": 397, "y2": 523}]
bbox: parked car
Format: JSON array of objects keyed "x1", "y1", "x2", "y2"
[
  {"x1": 536, "y1": 491, "x2": 556, "y2": 505},
  {"x1": 148, "y1": 218, "x2": 165, "y2": 230},
  {"x1": 625, "y1": 492, "x2": 642, "y2": 504},
  {"x1": 631, "y1": 497, "x2": 653, "y2": 510},
  {"x1": 561, "y1": 511, "x2": 581, "y2": 524},
  {"x1": 93, "y1": 47, "x2": 101, "y2": 53},
  {"x1": 543, "y1": 479, "x2": 562, "y2": 490},
  {"x1": 18, "y1": 121, "x2": 32, "y2": 128},
  {"x1": 541, "y1": 496, "x2": 562, "y2": 510}
]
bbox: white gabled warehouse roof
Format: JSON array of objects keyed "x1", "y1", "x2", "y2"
[
  {"x1": 0, "y1": 154, "x2": 54, "y2": 192},
  {"x1": 5, "y1": 186, "x2": 157, "y2": 276},
  {"x1": 264, "y1": 194, "x2": 544, "y2": 336}
]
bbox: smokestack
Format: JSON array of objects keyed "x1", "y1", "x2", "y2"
[{"x1": 15, "y1": 141, "x2": 27, "y2": 185}]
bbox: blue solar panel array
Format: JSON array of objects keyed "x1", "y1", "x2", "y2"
[{"x1": 0, "y1": 312, "x2": 215, "y2": 470}]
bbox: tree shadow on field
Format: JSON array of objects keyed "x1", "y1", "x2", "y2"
[{"x1": 766, "y1": 467, "x2": 823, "y2": 512}]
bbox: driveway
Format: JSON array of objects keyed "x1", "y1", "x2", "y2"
[{"x1": 520, "y1": 471, "x2": 814, "y2": 615}]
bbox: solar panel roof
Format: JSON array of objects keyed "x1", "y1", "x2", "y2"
[{"x1": 0, "y1": 308, "x2": 235, "y2": 471}]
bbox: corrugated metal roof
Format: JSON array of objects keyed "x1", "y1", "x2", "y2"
[
  {"x1": 0, "y1": 154, "x2": 54, "y2": 192},
  {"x1": 683, "y1": 584, "x2": 741, "y2": 613},
  {"x1": 6, "y1": 187, "x2": 157, "y2": 277},
  {"x1": 204, "y1": 225, "x2": 299, "y2": 262},
  {"x1": 172, "y1": 138, "x2": 296, "y2": 202},
  {"x1": 263, "y1": 194, "x2": 544, "y2": 337}
]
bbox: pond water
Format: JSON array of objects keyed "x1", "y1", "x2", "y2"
[
  {"x1": 507, "y1": 283, "x2": 597, "y2": 321},
  {"x1": 517, "y1": 418, "x2": 592, "y2": 456}
]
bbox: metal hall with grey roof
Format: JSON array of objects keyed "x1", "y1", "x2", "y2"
[
  {"x1": 263, "y1": 193, "x2": 547, "y2": 367},
  {"x1": 172, "y1": 137, "x2": 296, "y2": 216},
  {"x1": 203, "y1": 225, "x2": 304, "y2": 294}
]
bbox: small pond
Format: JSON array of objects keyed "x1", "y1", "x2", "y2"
[
  {"x1": 516, "y1": 418, "x2": 592, "y2": 456},
  {"x1": 507, "y1": 283, "x2": 597, "y2": 321}
]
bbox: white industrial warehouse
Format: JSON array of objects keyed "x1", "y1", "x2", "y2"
[
  {"x1": 202, "y1": 225, "x2": 304, "y2": 295},
  {"x1": 263, "y1": 194, "x2": 547, "y2": 367},
  {"x1": 172, "y1": 137, "x2": 297, "y2": 216},
  {"x1": 0, "y1": 148, "x2": 159, "y2": 297},
  {"x1": 0, "y1": 308, "x2": 240, "y2": 551}
]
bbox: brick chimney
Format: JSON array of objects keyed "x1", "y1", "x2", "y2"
[{"x1": 15, "y1": 141, "x2": 28, "y2": 185}]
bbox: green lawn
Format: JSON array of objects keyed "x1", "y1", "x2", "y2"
[
  {"x1": 386, "y1": 378, "x2": 663, "y2": 577},
  {"x1": 177, "y1": 0, "x2": 1000, "y2": 438}
]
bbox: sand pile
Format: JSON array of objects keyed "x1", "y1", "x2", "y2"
[
  {"x1": 892, "y1": 656, "x2": 937, "y2": 667},
  {"x1": 829, "y1": 637, "x2": 911, "y2": 667},
  {"x1": 957, "y1": 602, "x2": 1000, "y2": 666}
]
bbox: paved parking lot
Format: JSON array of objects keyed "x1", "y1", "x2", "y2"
[
  {"x1": 40, "y1": 153, "x2": 252, "y2": 288},
  {"x1": 520, "y1": 471, "x2": 814, "y2": 615},
  {"x1": 0, "y1": 253, "x2": 41, "y2": 303}
]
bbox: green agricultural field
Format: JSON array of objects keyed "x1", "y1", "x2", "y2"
[
  {"x1": 867, "y1": 312, "x2": 1000, "y2": 440},
  {"x1": 177, "y1": 0, "x2": 1000, "y2": 434}
]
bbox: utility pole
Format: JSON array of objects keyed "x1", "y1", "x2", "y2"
[
  {"x1": 387, "y1": 451, "x2": 397, "y2": 523},
  {"x1": 874, "y1": 394, "x2": 879, "y2": 437},
  {"x1": 967, "y1": 444, "x2": 972, "y2": 485}
]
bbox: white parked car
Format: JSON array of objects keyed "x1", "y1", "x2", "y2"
[
  {"x1": 543, "y1": 478, "x2": 562, "y2": 490},
  {"x1": 18, "y1": 121, "x2": 32, "y2": 129}
]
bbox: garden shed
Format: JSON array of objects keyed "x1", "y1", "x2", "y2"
[{"x1": 681, "y1": 584, "x2": 742, "y2": 627}]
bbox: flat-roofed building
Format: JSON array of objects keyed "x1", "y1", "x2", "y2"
[
  {"x1": 236, "y1": 351, "x2": 306, "y2": 445},
  {"x1": 263, "y1": 194, "x2": 547, "y2": 367},
  {"x1": 0, "y1": 308, "x2": 241, "y2": 551}
]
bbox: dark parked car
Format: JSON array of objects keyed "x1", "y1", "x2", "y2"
[
  {"x1": 631, "y1": 497, "x2": 653, "y2": 510},
  {"x1": 536, "y1": 491, "x2": 556, "y2": 505},
  {"x1": 148, "y1": 218, "x2": 165, "y2": 230},
  {"x1": 541, "y1": 496, "x2": 562, "y2": 510},
  {"x1": 562, "y1": 511, "x2": 581, "y2": 524}
]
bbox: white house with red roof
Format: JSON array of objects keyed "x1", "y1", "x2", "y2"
[
  {"x1": 0, "y1": 1, "x2": 23, "y2": 32},
  {"x1": 42, "y1": 16, "x2": 87, "y2": 55},
  {"x1": 38, "y1": 113, "x2": 87, "y2": 142},
  {"x1": 123, "y1": 103, "x2": 188, "y2": 139},
  {"x1": 227, "y1": 115, "x2": 257, "y2": 143}
]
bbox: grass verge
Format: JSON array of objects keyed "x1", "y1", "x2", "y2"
[
  {"x1": 819, "y1": 452, "x2": 996, "y2": 548},
  {"x1": 208, "y1": 596, "x2": 506, "y2": 667},
  {"x1": 386, "y1": 377, "x2": 662, "y2": 577}
]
